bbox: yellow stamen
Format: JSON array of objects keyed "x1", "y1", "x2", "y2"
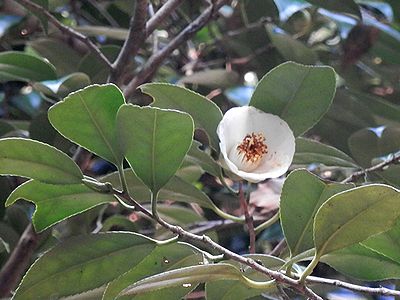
[{"x1": 237, "y1": 132, "x2": 268, "y2": 164}]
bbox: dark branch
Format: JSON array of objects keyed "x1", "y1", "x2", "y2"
[
  {"x1": 110, "y1": 0, "x2": 148, "y2": 84},
  {"x1": 17, "y1": 0, "x2": 112, "y2": 70},
  {"x1": 123, "y1": 0, "x2": 230, "y2": 98}
]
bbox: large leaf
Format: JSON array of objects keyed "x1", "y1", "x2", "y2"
[
  {"x1": 120, "y1": 264, "x2": 266, "y2": 297},
  {"x1": 249, "y1": 62, "x2": 336, "y2": 137},
  {"x1": 306, "y1": 0, "x2": 361, "y2": 18},
  {"x1": 103, "y1": 242, "x2": 201, "y2": 300},
  {"x1": 13, "y1": 233, "x2": 158, "y2": 299},
  {"x1": 48, "y1": 84, "x2": 125, "y2": 166},
  {"x1": 322, "y1": 243, "x2": 400, "y2": 281},
  {"x1": 361, "y1": 219, "x2": 400, "y2": 264},
  {"x1": 0, "y1": 138, "x2": 82, "y2": 184},
  {"x1": 293, "y1": 137, "x2": 358, "y2": 168},
  {"x1": 314, "y1": 184, "x2": 400, "y2": 257},
  {"x1": 280, "y1": 169, "x2": 353, "y2": 257},
  {"x1": 5, "y1": 180, "x2": 115, "y2": 232},
  {"x1": 0, "y1": 51, "x2": 56, "y2": 82},
  {"x1": 117, "y1": 105, "x2": 194, "y2": 193},
  {"x1": 141, "y1": 83, "x2": 222, "y2": 151}
]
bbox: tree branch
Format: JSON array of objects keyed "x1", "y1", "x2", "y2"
[
  {"x1": 239, "y1": 181, "x2": 256, "y2": 254},
  {"x1": 123, "y1": 0, "x2": 230, "y2": 98},
  {"x1": 146, "y1": 0, "x2": 185, "y2": 36},
  {"x1": 307, "y1": 275, "x2": 400, "y2": 297},
  {"x1": 110, "y1": 0, "x2": 148, "y2": 84},
  {"x1": 342, "y1": 151, "x2": 400, "y2": 183},
  {"x1": 17, "y1": 0, "x2": 112, "y2": 70}
]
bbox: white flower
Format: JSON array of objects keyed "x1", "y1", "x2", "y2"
[{"x1": 217, "y1": 106, "x2": 295, "y2": 183}]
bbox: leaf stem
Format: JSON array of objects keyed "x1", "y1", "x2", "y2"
[
  {"x1": 117, "y1": 165, "x2": 129, "y2": 194},
  {"x1": 299, "y1": 254, "x2": 320, "y2": 283},
  {"x1": 254, "y1": 212, "x2": 280, "y2": 234}
]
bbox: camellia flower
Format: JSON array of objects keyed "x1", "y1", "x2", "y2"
[{"x1": 217, "y1": 106, "x2": 295, "y2": 183}]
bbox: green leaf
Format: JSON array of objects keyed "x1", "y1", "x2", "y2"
[
  {"x1": 178, "y1": 69, "x2": 239, "y2": 88},
  {"x1": 322, "y1": 243, "x2": 400, "y2": 281},
  {"x1": 293, "y1": 137, "x2": 358, "y2": 168},
  {"x1": 361, "y1": 219, "x2": 400, "y2": 264},
  {"x1": 48, "y1": 84, "x2": 125, "y2": 166},
  {"x1": 185, "y1": 141, "x2": 221, "y2": 177},
  {"x1": 103, "y1": 242, "x2": 202, "y2": 300},
  {"x1": 33, "y1": 72, "x2": 91, "y2": 98},
  {"x1": 140, "y1": 83, "x2": 222, "y2": 151},
  {"x1": 0, "y1": 138, "x2": 82, "y2": 184},
  {"x1": 5, "y1": 180, "x2": 115, "y2": 232},
  {"x1": 0, "y1": 51, "x2": 56, "y2": 82},
  {"x1": 120, "y1": 264, "x2": 259, "y2": 297},
  {"x1": 266, "y1": 25, "x2": 318, "y2": 65},
  {"x1": 314, "y1": 184, "x2": 400, "y2": 257},
  {"x1": 13, "y1": 232, "x2": 157, "y2": 300},
  {"x1": 249, "y1": 62, "x2": 336, "y2": 137},
  {"x1": 117, "y1": 105, "x2": 194, "y2": 193},
  {"x1": 306, "y1": 0, "x2": 361, "y2": 18},
  {"x1": 280, "y1": 169, "x2": 354, "y2": 257},
  {"x1": 206, "y1": 255, "x2": 287, "y2": 300},
  {"x1": 101, "y1": 170, "x2": 217, "y2": 210}
]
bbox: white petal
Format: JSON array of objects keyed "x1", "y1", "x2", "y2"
[{"x1": 217, "y1": 106, "x2": 295, "y2": 183}]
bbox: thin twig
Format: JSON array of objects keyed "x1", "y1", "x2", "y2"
[
  {"x1": 269, "y1": 239, "x2": 287, "y2": 257},
  {"x1": 123, "y1": 0, "x2": 230, "y2": 98},
  {"x1": 307, "y1": 275, "x2": 400, "y2": 297},
  {"x1": 146, "y1": 0, "x2": 185, "y2": 36},
  {"x1": 342, "y1": 152, "x2": 400, "y2": 183},
  {"x1": 239, "y1": 182, "x2": 256, "y2": 254},
  {"x1": 17, "y1": 0, "x2": 112, "y2": 70},
  {"x1": 110, "y1": 0, "x2": 148, "y2": 84}
]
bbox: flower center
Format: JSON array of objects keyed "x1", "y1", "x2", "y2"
[{"x1": 236, "y1": 132, "x2": 268, "y2": 164}]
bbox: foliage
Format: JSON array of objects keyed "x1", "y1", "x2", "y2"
[{"x1": 0, "y1": 0, "x2": 399, "y2": 299}]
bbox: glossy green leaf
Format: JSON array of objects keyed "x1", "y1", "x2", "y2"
[
  {"x1": 362, "y1": 219, "x2": 400, "y2": 264},
  {"x1": 307, "y1": 0, "x2": 361, "y2": 18},
  {"x1": 314, "y1": 184, "x2": 400, "y2": 257},
  {"x1": 5, "y1": 180, "x2": 115, "y2": 232},
  {"x1": 117, "y1": 105, "x2": 194, "y2": 193},
  {"x1": 293, "y1": 137, "x2": 358, "y2": 168},
  {"x1": 0, "y1": 138, "x2": 82, "y2": 184},
  {"x1": 33, "y1": 72, "x2": 91, "y2": 98},
  {"x1": 266, "y1": 25, "x2": 318, "y2": 65},
  {"x1": 322, "y1": 243, "x2": 400, "y2": 281},
  {"x1": 249, "y1": 62, "x2": 336, "y2": 137},
  {"x1": 141, "y1": 83, "x2": 222, "y2": 151},
  {"x1": 120, "y1": 264, "x2": 259, "y2": 297},
  {"x1": 175, "y1": 162, "x2": 204, "y2": 183},
  {"x1": 101, "y1": 170, "x2": 217, "y2": 210},
  {"x1": 49, "y1": 84, "x2": 125, "y2": 165},
  {"x1": 13, "y1": 232, "x2": 157, "y2": 300},
  {"x1": 103, "y1": 242, "x2": 201, "y2": 300},
  {"x1": 206, "y1": 255, "x2": 287, "y2": 300},
  {"x1": 0, "y1": 51, "x2": 56, "y2": 82},
  {"x1": 280, "y1": 169, "x2": 354, "y2": 257},
  {"x1": 185, "y1": 141, "x2": 220, "y2": 177}
]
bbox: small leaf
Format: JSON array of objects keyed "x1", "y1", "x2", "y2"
[
  {"x1": 5, "y1": 180, "x2": 115, "y2": 231},
  {"x1": 293, "y1": 137, "x2": 358, "y2": 168},
  {"x1": 48, "y1": 84, "x2": 125, "y2": 166},
  {"x1": 141, "y1": 83, "x2": 223, "y2": 151},
  {"x1": 185, "y1": 141, "x2": 221, "y2": 177},
  {"x1": 0, "y1": 51, "x2": 56, "y2": 82},
  {"x1": 250, "y1": 62, "x2": 336, "y2": 137},
  {"x1": 117, "y1": 105, "x2": 194, "y2": 193},
  {"x1": 13, "y1": 232, "x2": 157, "y2": 300},
  {"x1": 322, "y1": 243, "x2": 400, "y2": 281},
  {"x1": 103, "y1": 242, "x2": 201, "y2": 300},
  {"x1": 306, "y1": 0, "x2": 361, "y2": 18},
  {"x1": 0, "y1": 138, "x2": 82, "y2": 184},
  {"x1": 33, "y1": 72, "x2": 91, "y2": 98},
  {"x1": 101, "y1": 170, "x2": 217, "y2": 210},
  {"x1": 314, "y1": 184, "x2": 400, "y2": 257},
  {"x1": 280, "y1": 169, "x2": 354, "y2": 257},
  {"x1": 266, "y1": 25, "x2": 318, "y2": 64}
]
